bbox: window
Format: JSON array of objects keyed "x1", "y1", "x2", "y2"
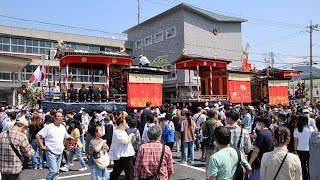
[
  {"x1": 135, "y1": 39, "x2": 142, "y2": 49},
  {"x1": 314, "y1": 86, "x2": 318, "y2": 88},
  {"x1": 144, "y1": 36, "x2": 152, "y2": 46},
  {"x1": 163, "y1": 65, "x2": 176, "y2": 79},
  {"x1": 166, "y1": 26, "x2": 176, "y2": 39},
  {"x1": 154, "y1": 32, "x2": 163, "y2": 43},
  {"x1": 2, "y1": 37, "x2": 10, "y2": 44}
]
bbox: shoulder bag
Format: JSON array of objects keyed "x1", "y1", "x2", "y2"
[
  {"x1": 273, "y1": 153, "x2": 288, "y2": 180},
  {"x1": 92, "y1": 143, "x2": 110, "y2": 169},
  {"x1": 6, "y1": 131, "x2": 24, "y2": 162},
  {"x1": 142, "y1": 144, "x2": 165, "y2": 180}
]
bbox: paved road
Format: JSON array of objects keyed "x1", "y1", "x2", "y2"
[{"x1": 20, "y1": 150, "x2": 207, "y2": 180}]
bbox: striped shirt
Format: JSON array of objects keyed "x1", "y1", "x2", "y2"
[
  {"x1": 226, "y1": 125, "x2": 251, "y2": 154},
  {"x1": 134, "y1": 142, "x2": 174, "y2": 179},
  {"x1": 0, "y1": 129, "x2": 34, "y2": 174}
]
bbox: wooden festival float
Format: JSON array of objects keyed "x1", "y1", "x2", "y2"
[
  {"x1": 251, "y1": 67, "x2": 300, "y2": 106},
  {"x1": 171, "y1": 54, "x2": 253, "y2": 108},
  {"x1": 42, "y1": 43, "x2": 168, "y2": 112}
]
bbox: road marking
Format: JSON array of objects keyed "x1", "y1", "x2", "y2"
[
  {"x1": 37, "y1": 160, "x2": 205, "y2": 179},
  {"x1": 37, "y1": 170, "x2": 112, "y2": 180},
  {"x1": 173, "y1": 160, "x2": 206, "y2": 172}
]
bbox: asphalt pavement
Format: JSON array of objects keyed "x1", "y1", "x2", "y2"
[{"x1": 20, "y1": 149, "x2": 207, "y2": 180}]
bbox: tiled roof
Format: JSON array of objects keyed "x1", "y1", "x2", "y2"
[
  {"x1": 58, "y1": 48, "x2": 131, "y2": 58},
  {"x1": 124, "y1": 3, "x2": 247, "y2": 33}
]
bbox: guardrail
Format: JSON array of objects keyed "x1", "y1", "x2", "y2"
[{"x1": 44, "y1": 92, "x2": 127, "y2": 103}]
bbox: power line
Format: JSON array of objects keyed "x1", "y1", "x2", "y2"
[
  {"x1": 145, "y1": 0, "x2": 306, "y2": 28},
  {"x1": 251, "y1": 31, "x2": 306, "y2": 48},
  {"x1": 0, "y1": 11, "x2": 317, "y2": 61}
]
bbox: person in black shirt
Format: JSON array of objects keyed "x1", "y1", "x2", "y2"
[
  {"x1": 249, "y1": 116, "x2": 274, "y2": 180},
  {"x1": 93, "y1": 86, "x2": 100, "y2": 102},
  {"x1": 100, "y1": 85, "x2": 107, "y2": 101},
  {"x1": 78, "y1": 84, "x2": 88, "y2": 102},
  {"x1": 67, "y1": 83, "x2": 78, "y2": 102}
]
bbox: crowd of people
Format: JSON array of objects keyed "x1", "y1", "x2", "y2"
[{"x1": 0, "y1": 101, "x2": 320, "y2": 180}]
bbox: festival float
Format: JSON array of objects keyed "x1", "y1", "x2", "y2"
[
  {"x1": 251, "y1": 67, "x2": 300, "y2": 106},
  {"x1": 39, "y1": 41, "x2": 168, "y2": 111},
  {"x1": 171, "y1": 45, "x2": 253, "y2": 109}
]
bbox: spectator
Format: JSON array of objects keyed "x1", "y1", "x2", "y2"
[
  {"x1": 60, "y1": 120, "x2": 87, "y2": 172},
  {"x1": 81, "y1": 109, "x2": 90, "y2": 153},
  {"x1": 36, "y1": 111, "x2": 72, "y2": 180},
  {"x1": 134, "y1": 125, "x2": 174, "y2": 179},
  {"x1": 202, "y1": 109, "x2": 223, "y2": 175},
  {"x1": 207, "y1": 126, "x2": 251, "y2": 180},
  {"x1": 0, "y1": 118, "x2": 34, "y2": 180},
  {"x1": 225, "y1": 109, "x2": 251, "y2": 154},
  {"x1": 294, "y1": 115, "x2": 314, "y2": 180},
  {"x1": 126, "y1": 117, "x2": 140, "y2": 156},
  {"x1": 29, "y1": 113, "x2": 44, "y2": 170},
  {"x1": 193, "y1": 107, "x2": 206, "y2": 151},
  {"x1": 241, "y1": 106, "x2": 253, "y2": 133},
  {"x1": 109, "y1": 118, "x2": 135, "y2": 180},
  {"x1": 181, "y1": 111, "x2": 196, "y2": 164},
  {"x1": 3, "y1": 112, "x2": 16, "y2": 132},
  {"x1": 139, "y1": 102, "x2": 153, "y2": 137},
  {"x1": 102, "y1": 117, "x2": 114, "y2": 148},
  {"x1": 309, "y1": 117, "x2": 320, "y2": 180},
  {"x1": 88, "y1": 125, "x2": 110, "y2": 180},
  {"x1": 171, "y1": 109, "x2": 183, "y2": 152},
  {"x1": 249, "y1": 116, "x2": 274, "y2": 180},
  {"x1": 260, "y1": 127, "x2": 302, "y2": 180},
  {"x1": 141, "y1": 114, "x2": 155, "y2": 144},
  {"x1": 284, "y1": 114, "x2": 299, "y2": 152},
  {"x1": 160, "y1": 114, "x2": 175, "y2": 150}
]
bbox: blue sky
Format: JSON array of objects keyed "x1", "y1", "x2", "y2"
[{"x1": 1, "y1": 0, "x2": 319, "y2": 68}]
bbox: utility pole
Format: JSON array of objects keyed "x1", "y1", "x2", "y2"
[
  {"x1": 270, "y1": 52, "x2": 274, "y2": 68},
  {"x1": 137, "y1": 0, "x2": 140, "y2": 24},
  {"x1": 308, "y1": 21, "x2": 319, "y2": 102}
]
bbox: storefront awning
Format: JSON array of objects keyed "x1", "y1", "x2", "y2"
[{"x1": 0, "y1": 54, "x2": 32, "y2": 72}]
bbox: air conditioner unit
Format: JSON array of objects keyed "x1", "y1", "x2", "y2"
[
  {"x1": 50, "y1": 50, "x2": 57, "y2": 60},
  {"x1": 41, "y1": 54, "x2": 49, "y2": 60}
]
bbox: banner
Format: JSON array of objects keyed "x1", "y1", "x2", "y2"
[
  {"x1": 127, "y1": 83, "x2": 162, "y2": 108},
  {"x1": 268, "y1": 86, "x2": 289, "y2": 106},
  {"x1": 229, "y1": 80, "x2": 251, "y2": 103}
]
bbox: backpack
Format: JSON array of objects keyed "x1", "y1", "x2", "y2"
[
  {"x1": 234, "y1": 148, "x2": 246, "y2": 180},
  {"x1": 202, "y1": 120, "x2": 218, "y2": 147}
]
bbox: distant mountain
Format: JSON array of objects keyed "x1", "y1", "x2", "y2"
[{"x1": 292, "y1": 66, "x2": 320, "y2": 79}]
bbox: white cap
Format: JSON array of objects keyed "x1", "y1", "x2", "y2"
[
  {"x1": 204, "y1": 107, "x2": 210, "y2": 110},
  {"x1": 100, "y1": 111, "x2": 107, "y2": 116},
  {"x1": 133, "y1": 109, "x2": 137, "y2": 113}
]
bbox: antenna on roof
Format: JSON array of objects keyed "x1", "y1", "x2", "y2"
[{"x1": 137, "y1": 0, "x2": 141, "y2": 24}]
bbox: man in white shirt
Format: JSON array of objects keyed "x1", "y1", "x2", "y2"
[
  {"x1": 139, "y1": 55, "x2": 150, "y2": 66},
  {"x1": 3, "y1": 113, "x2": 16, "y2": 132},
  {"x1": 142, "y1": 114, "x2": 156, "y2": 144},
  {"x1": 36, "y1": 111, "x2": 72, "y2": 180}
]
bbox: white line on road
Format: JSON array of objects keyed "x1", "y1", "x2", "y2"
[
  {"x1": 173, "y1": 160, "x2": 206, "y2": 172},
  {"x1": 37, "y1": 160, "x2": 205, "y2": 179}
]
